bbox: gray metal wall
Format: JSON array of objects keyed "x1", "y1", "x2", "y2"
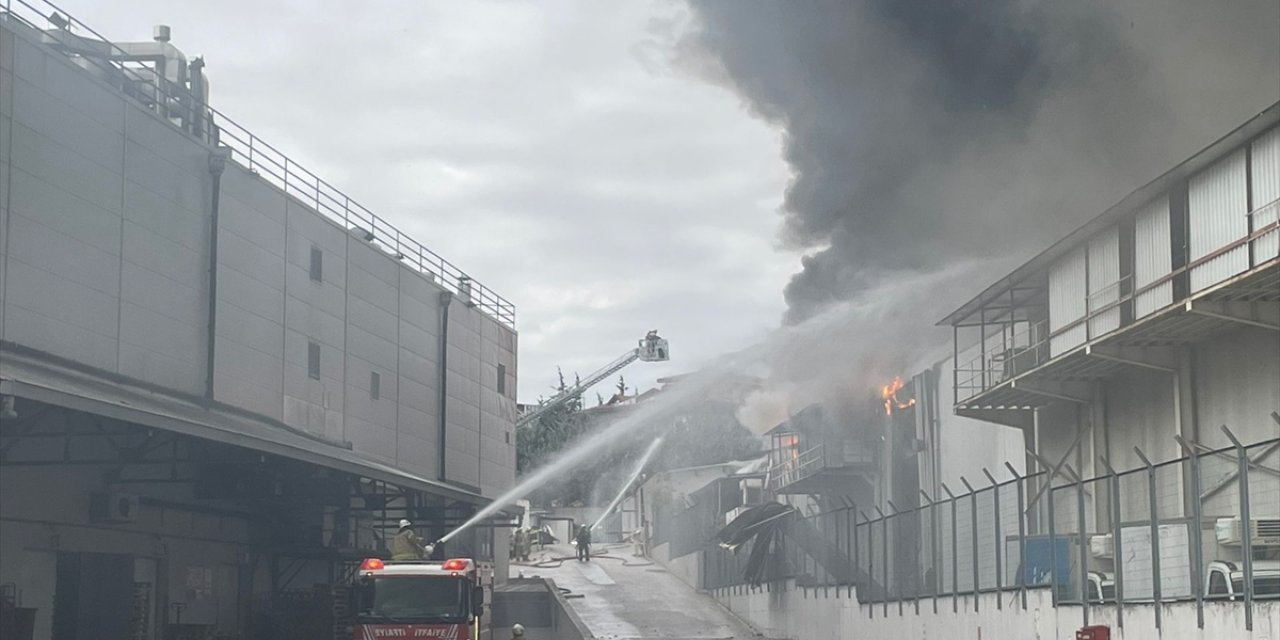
[
  {"x1": 1133, "y1": 196, "x2": 1172, "y2": 318},
  {"x1": 1251, "y1": 127, "x2": 1280, "y2": 261},
  {"x1": 1188, "y1": 148, "x2": 1249, "y2": 292},
  {"x1": 1086, "y1": 225, "x2": 1121, "y2": 338},
  {"x1": 1048, "y1": 245, "x2": 1088, "y2": 357},
  {"x1": 0, "y1": 29, "x2": 211, "y2": 394},
  {"x1": 0, "y1": 22, "x2": 516, "y2": 496}
]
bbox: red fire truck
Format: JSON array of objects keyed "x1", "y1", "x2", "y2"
[{"x1": 349, "y1": 557, "x2": 491, "y2": 640}]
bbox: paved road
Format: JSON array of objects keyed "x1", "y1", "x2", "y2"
[{"x1": 513, "y1": 543, "x2": 766, "y2": 640}]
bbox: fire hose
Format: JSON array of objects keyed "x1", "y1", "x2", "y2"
[{"x1": 522, "y1": 552, "x2": 654, "y2": 568}]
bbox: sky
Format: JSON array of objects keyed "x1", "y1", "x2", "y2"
[{"x1": 67, "y1": 0, "x2": 798, "y2": 403}]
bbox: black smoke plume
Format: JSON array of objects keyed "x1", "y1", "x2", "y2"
[{"x1": 683, "y1": 0, "x2": 1280, "y2": 323}]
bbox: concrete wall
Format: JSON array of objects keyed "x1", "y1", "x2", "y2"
[
  {"x1": 492, "y1": 578, "x2": 592, "y2": 640},
  {"x1": 0, "y1": 20, "x2": 516, "y2": 496},
  {"x1": 933, "y1": 359, "x2": 1025, "y2": 488},
  {"x1": 713, "y1": 581, "x2": 1280, "y2": 640},
  {"x1": 1105, "y1": 368, "x2": 1179, "y2": 471},
  {"x1": 650, "y1": 542, "x2": 701, "y2": 589},
  {"x1": 1028, "y1": 325, "x2": 1279, "y2": 520},
  {"x1": 1192, "y1": 326, "x2": 1280, "y2": 450}
]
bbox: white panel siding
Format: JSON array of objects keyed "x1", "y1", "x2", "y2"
[
  {"x1": 1049, "y1": 246, "x2": 1088, "y2": 358},
  {"x1": 1250, "y1": 126, "x2": 1280, "y2": 262},
  {"x1": 1133, "y1": 197, "x2": 1172, "y2": 318},
  {"x1": 1086, "y1": 226, "x2": 1121, "y2": 339},
  {"x1": 1188, "y1": 149, "x2": 1248, "y2": 292}
]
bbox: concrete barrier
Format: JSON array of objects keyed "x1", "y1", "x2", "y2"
[
  {"x1": 493, "y1": 577, "x2": 593, "y2": 640},
  {"x1": 711, "y1": 579, "x2": 1280, "y2": 640}
]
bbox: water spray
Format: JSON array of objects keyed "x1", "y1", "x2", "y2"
[
  {"x1": 591, "y1": 436, "x2": 664, "y2": 532},
  {"x1": 431, "y1": 274, "x2": 975, "y2": 549},
  {"x1": 433, "y1": 369, "x2": 720, "y2": 547}
]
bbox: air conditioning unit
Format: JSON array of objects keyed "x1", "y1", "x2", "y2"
[
  {"x1": 1215, "y1": 517, "x2": 1280, "y2": 547},
  {"x1": 1089, "y1": 534, "x2": 1114, "y2": 559},
  {"x1": 90, "y1": 492, "x2": 140, "y2": 523}
]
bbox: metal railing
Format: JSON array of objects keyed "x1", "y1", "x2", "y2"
[
  {"x1": 1, "y1": 0, "x2": 516, "y2": 329},
  {"x1": 1085, "y1": 274, "x2": 1130, "y2": 340},
  {"x1": 954, "y1": 320, "x2": 1049, "y2": 402},
  {"x1": 767, "y1": 444, "x2": 825, "y2": 493},
  {"x1": 766, "y1": 441, "x2": 878, "y2": 494},
  {"x1": 953, "y1": 197, "x2": 1280, "y2": 403},
  {"x1": 1248, "y1": 199, "x2": 1280, "y2": 263},
  {"x1": 703, "y1": 428, "x2": 1280, "y2": 631}
]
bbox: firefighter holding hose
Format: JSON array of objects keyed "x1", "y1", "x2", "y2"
[
  {"x1": 391, "y1": 519, "x2": 435, "y2": 560},
  {"x1": 574, "y1": 524, "x2": 592, "y2": 562}
]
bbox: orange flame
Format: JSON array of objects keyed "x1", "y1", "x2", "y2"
[{"x1": 881, "y1": 376, "x2": 917, "y2": 416}]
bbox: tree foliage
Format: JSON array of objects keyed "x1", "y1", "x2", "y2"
[
  {"x1": 516, "y1": 368, "x2": 583, "y2": 473},
  {"x1": 516, "y1": 367, "x2": 762, "y2": 507}
]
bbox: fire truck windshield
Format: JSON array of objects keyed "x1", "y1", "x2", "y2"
[{"x1": 358, "y1": 576, "x2": 469, "y2": 621}]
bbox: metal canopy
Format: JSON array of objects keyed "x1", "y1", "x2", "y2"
[{"x1": 0, "y1": 348, "x2": 489, "y2": 505}]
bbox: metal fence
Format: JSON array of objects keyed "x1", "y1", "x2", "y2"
[
  {"x1": 703, "y1": 431, "x2": 1280, "y2": 631},
  {"x1": 1, "y1": 0, "x2": 517, "y2": 329}
]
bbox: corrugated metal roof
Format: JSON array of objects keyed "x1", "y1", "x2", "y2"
[{"x1": 940, "y1": 102, "x2": 1280, "y2": 326}]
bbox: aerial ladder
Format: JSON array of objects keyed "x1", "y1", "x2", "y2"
[{"x1": 516, "y1": 331, "x2": 670, "y2": 429}]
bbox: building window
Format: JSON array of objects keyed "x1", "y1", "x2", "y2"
[
  {"x1": 496, "y1": 364, "x2": 507, "y2": 395},
  {"x1": 370, "y1": 371, "x2": 381, "y2": 400},
  {"x1": 307, "y1": 341, "x2": 321, "y2": 380},
  {"x1": 505, "y1": 431, "x2": 511, "y2": 444},
  {"x1": 309, "y1": 246, "x2": 323, "y2": 282}
]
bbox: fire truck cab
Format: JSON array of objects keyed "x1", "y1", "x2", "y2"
[{"x1": 352, "y1": 557, "x2": 491, "y2": 639}]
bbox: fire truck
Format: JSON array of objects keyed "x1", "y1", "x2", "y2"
[{"x1": 344, "y1": 557, "x2": 492, "y2": 640}]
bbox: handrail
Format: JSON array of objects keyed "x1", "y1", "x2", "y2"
[
  {"x1": 955, "y1": 200, "x2": 1280, "y2": 401},
  {"x1": 767, "y1": 443, "x2": 856, "y2": 493},
  {"x1": 1, "y1": 0, "x2": 516, "y2": 329},
  {"x1": 953, "y1": 319, "x2": 1048, "y2": 401},
  {"x1": 1047, "y1": 214, "x2": 1279, "y2": 344}
]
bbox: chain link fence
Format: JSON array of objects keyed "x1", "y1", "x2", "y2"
[{"x1": 700, "y1": 434, "x2": 1279, "y2": 629}]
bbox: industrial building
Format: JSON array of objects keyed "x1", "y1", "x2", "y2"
[
  {"x1": 0, "y1": 4, "x2": 517, "y2": 637},
  {"x1": 666, "y1": 105, "x2": 1280, "y2": 639}
]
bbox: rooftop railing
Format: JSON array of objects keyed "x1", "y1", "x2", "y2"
[{"x1": 2, "y1": 0, "x2": 516, "y2": 329}]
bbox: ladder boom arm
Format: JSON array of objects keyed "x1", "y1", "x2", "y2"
[{"x1": 517, "y1": 348, "x2": 640, "y2": 428}]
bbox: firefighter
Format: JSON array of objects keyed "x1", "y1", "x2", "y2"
[
  {"x1": 513, "y1": 527, "x2": 530, "y2": 562},
  {"x1": 510, "y1": 623, "x2": 526, "y2": 638},
  {"x1": 391, "y1": 519, "x2": 430, "y2": 561},
  {"x1": 574, "y1": 524, "x2": 592, "y2": 562}
]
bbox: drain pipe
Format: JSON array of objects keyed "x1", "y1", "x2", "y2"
[
  {"x1": 188, "y1": 56, "x2": 208, "y2": 141},
  {"x1": 437, "y1": 291, "x2": 453, "y2": 480},
  {"x1": 204, "y1": 149, "x2": 229, "y2": 401}
]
